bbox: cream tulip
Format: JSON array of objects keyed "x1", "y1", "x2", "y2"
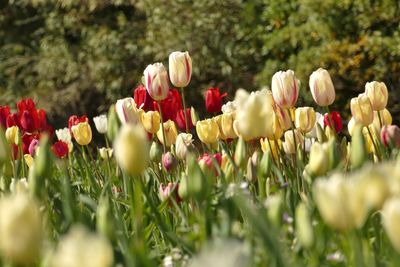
[
  {"x1": 309, "y1": 68, "x2": 336, "y2": 106},
  {"x1": 115, "y1": 97, "x2": 141, "y2": 125},
  {"x1": 295, "y1": 107, "x2": 316, "y2": 133},
  {"x1": 169, "y1": 51, "x2": 192, "y2": 88},
  {"x1": 144, "y1": 62, "x2": 170, "y2": 101},
  {"x1": 271, "y1": 70, "x2": 300, "y2": 108},
  {"x1": 350, "y1": 94, "x2": 373, "y2": 126},
  {"x1": 365, "y1": 81, "x2": 388, "y2": 111}
]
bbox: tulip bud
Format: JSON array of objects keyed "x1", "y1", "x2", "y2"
[
  {"x1": 93, "y1": 114, "x2": 108, "y2": 134},
  {"x1": 350, "y1": 94, "x2": 373, "y2": 126},
  {"x1": 114, "y1": 124, "x2": 149, "y2": 175},
  {"x1": 372, "y1": 109, "x2": 392, "y2": 133},
  {"x1": 295, "y1": 202, "x2": 314, "y2": 248},
  {"x1": 381, "y1": 125, "x2": 400, "y2": 148},
  {"x1": 323, "y1": 111, "x2": 343, "y2": 133},
  {"x1": 258, "y1": 151, "x2": 272, "y2": 177},
  {"x1": 180, "y1": 154, "x2": 207, "y2": 201},
  {"x1": 307, "y1": 142, "x2": 328, "y2": 177},
  {"x1": 99, "y1": 147, "x2": 113, "y2": 160},
  {"x1": 0, "y1": 193, "x2": 43, "y2": 265},
  {"x1": 309, "y1": 68, "x2": 336, "y2": 106},
  {"x1": 175, "y1": 133, "x2": 193, "y2": 160},
  {"x1": 190, "y1": 106, "x2": 199, "y2": 126},
  {"x1": 350, "y1": 124, "x2": 367, "y2": 169},
  {"x1": 162, "y1": 152, "x2": 177, "y2": 172},
  {"x1": 0, "y1": 127, "x2": 10, "y2": 165},
  {"x1": 365, "y1": 81, "x2": 388, "y2": 111},
  {"x1": 271, "y1": 70, "x2": 300, "y2": 108},
  {"x1": 246, "y1": 151, "x2": 259, "y2": 182},
  {"x1": 382, "y1": 197, "x2": 400, "y2": 252},
  {"x1": 205, "y1": 87, "x2": 227, "y2": 113},
  {"x1": 115, "y1": 97, "x2": 140, "y2": 125},
  {"x1": 107, "y1": 104, "x2": 120, "y2": 141},
  {"x1": 5, "y1": 126, "x2": 19, "y2": 145},
  {"x1": 234, "y1": 137, "x2": 247, "y2": 169},
  {"x1": 24, "y1": 154, "x2": 34, "y2": 168},
  {"x1": 156, "y1": 120, "x2": 178, "y2": 147},
  {"x1": 149, "y1": 141, "x2": 162, "y2": 162},
  {"x1": 144, "y1": 62, "x2": 170, "y2": 101},
  {"x1": 283, "y1": 129, "x2": 304, "y2": 154},
  {"x1": 71, "y1": 122, "x2": 92, "y2": 146},
  {"x1": 218, "y1": 113, "x2": 238, "y2": 140},
  {"x1": 140, "y1": 110, "x2": 161, "y2": 134},
  {"x1": 196, "y1": 118, "x2": 219, "y2": 145},
  {"x1": 169, "y1": 51, "x2": 192, "y2": 88},
  {"x1": 295, "y1": 107, "x2": 316, "y2": 133}
]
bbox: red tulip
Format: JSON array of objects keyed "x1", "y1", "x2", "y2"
[
  {"x1": 175, "y1": 108, "x2": 193, "y2": 131},
  {"x1": 17, "y1": 98, "x2": 36, "y2": 113},
  {"x1": 205, "y1": 87, "x2": 227, "y2": 113},
  {"x1": 52, "y1": 141, "x2": 69, "y2": 158},
  {"x1": 6, "y1": 113, "x2": 20, "y2": 128},
  {"x1": 323, "y1": 111, "x2": 342, "y2": 133},
  {"x1": 22, "y1": 133, "x2": 39, "y2": 155},
  {"x1": 133, "y1": 85, "x2": 154, "y2": 112},
  {"x1": 0, "y1": 106, "x2": 10, "y2": 129},
  {"x1": 20, "y1": 109, "x2": 39, "y2": 132},
  {"x1": 154, "y1": 89, "x2": 182, "y2": 122},
  {"x1": 159, "y1": 182, "x2": 182, "y2": 203},
  {"x1": 198, "y1": 153, "x2": 222, "y2": 175},
  {"x1": 381, "y1": 125, "x2": 400, "y2": 148}
]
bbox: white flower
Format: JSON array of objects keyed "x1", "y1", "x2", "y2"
[
  {"x1": 56, "y1": 128, "x2": 73, "y2": 152},
  {"x1": 50, "y1": 225, "x2": 113, "y2": 267},
  {"x1": 175, "y1": 133, "x2": 193, "y2": 160},
  {"x1": 221, "y1": 101, "x2": 237, "y2": 114},
  {"x1": 93, "y1": 114, "x2": 108, "y2": 134}
]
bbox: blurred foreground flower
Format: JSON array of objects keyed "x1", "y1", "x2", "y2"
[
  {"x1": 382, "y1": 197, "x2": 400, "y2": 253},
  {"x1": 0, "y1": 192, "x2": 43, "y2": 265},
  {"x1": 50, "y1": 225, "x2": 113, "y2": 267}
]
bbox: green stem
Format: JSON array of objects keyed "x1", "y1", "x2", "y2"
[
  {"x1": 156, "y1": 101, "x2": 167, "y2": 153},
  {"x1": 367, "y1": 126, "x2": 381, "y2": 161},
  {"x1": 180, "y1": 87, "x2": 190, "y2": 133}
]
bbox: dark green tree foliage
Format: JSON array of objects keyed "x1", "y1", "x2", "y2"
[{"x1": 0, "y1": 0, "x2": 399, "y2": 125}]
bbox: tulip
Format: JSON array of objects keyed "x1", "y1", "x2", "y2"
[
  {"x1": 205, "y1": 87, "x2": 227, "y2": 113},
  {"x1": 133, "y1": 84, "x2": 154, "y2": 111},
  {"x1": 20, "y1": 109, "x2": 39, "y2": 133},
  {"x1": 10, "y1": 178, "x2": 28, "y2": 194},
  {"x1": 156, "y1": 120, "x2": 178, "y2": 147},
  {"x1": 221, "y1": 101, "x2": 237, "y2": 114},
  {"x1": 140, "y1": 110, "x2": 161, "y2": 134},
  {"x1": 5, "y1": 126, "x2": 19, "y2": 145},
  {"x1": 50, "y1": 225, "x2": 114, "y2": 267},
  {"x1": 381, "y1": 125, "x2": 400, "y2": 148},
  {"x1": 71, "y1": 122, "x2": 92, "y2": 146},
  {"x1": 114, "y1": 124, "x2": 149, "y2": 175},
  {"x1": 198, "y1": 153, "x2": 222, "y2": 176},
  {"x1": 28, "y1": 138, "x2": 39, "y2": 156},
  {"x1": 144, "y1": 62, "x2": 169, "y2": 101},
  {"x1": 159, "y1": 183, "x2": 181, "y2": 203},
  {"x1": 271, "y1": 70, "x2": 300, "y2": 108},
  {"x1": 115, "y1": 97, "x2": 141, "y2": 125},
  {"x1": 175, "y1": 133, "x2": 193, "y2": 160},
  {"x1": 323, "y1": 111, "x2": 343, "y2": 133},
  {"x1": 350, "y1": 124, "x2": 367, "y2": 168},
  {"x1": 260, "y1": 138, "x2": 281, "y2": 161},
  {"x1": 365, "y1": 81, "x2": 388, "y2": 111},
  {"x1": 350, "y1": 94, "x2": 373, "y2": 126},
  {"x1": 93, "y1": 114, "x2": 108, "y2": 134},
  {"x1": 149, "y1": 141, "x2": 162, "y2": 162},
  {"x1": 382, "y1": 197, "x2": 400, "y2": 252},
  {"x1": 68, "y1": 115, "x2": 88, "y2": 134},
  {"x1": 162, "y1": 152, "x2": 177, "y2": 171},
  {"x1": 169, "y1": 51, "x2": 192, "y2": 88},
  {"x1": 215, "y1": 113, "x2": 237, "y2": 140},
  {"x1": 295, "y1": 107, "x2": 316, "y2": 133},
  {"x1": 154, "y1": 89, "x2": 182, "y2": 122},
  {"x1": 24, "y1": 154, "x2": 34, "y2": 168},
  {"x1": 175, "y1": 108, "x2": 193, "y2": 131},
  {"x1": 0, "y1": 193, "x2": 43, "y2": 265},
  {"x1": 283, "y1": 129, "x2": 304, "y2": 154},
  {"x1": 234, "y1": 89, "x2": 275, "y2": 140},
  {"x1": 0, "y1": 106, "x2": 10, "y2": 129},
  {"x1": 196, "y1": 118, "x2": 220, "y2": 145},
  {"x1": 372, "y1": 109, "x2": 392, "y2": 133},
  {"x1": 307, "y1": 142, "x2": 328, "y2": 177},
  {"x1": 0, "y1": 127, "x2": 9, "y2": 164},
  {"x1": 55, "y1": 128, "x2": 73, "y2": 152},
  {"x1": 274, "y1": 105, "x2": 292, "y2": 131},
  {"x1": 52, "y1": 141, "x2": 69, "y2": 159},
  {"x1": 309, "y1": 68, "x2": 336, "y2": 106},
  {"x1": 99, "y1": 147, "x2": 113, "y2": 160}
]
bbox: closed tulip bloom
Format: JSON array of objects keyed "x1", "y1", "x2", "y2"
[
  {"x1": 381, "y1": 125, "x2": 400, "y2": 148},
  {"x1": 309, "y1": 68, "x2": 336, "y2": 106},
  {"x1": 283, "y1": 129, "x2": 304, "y2": 154},
  {"x1": 205, "y1": 87, "x2": 227, "y2": 113},
  {"x1": 295, "y1": 107, "x2": 316, "y2": 133},
  {"x1": 347, "y1": 117, "x2": 358, "y2": 136},
  {"x1": 71, "y1": 122, "x2": 92, "y2": 146},
  {"x1": 382, "y1": 198, "x2": 400, "y2": 252},
  {"x1": 5, "y1": 126, "x2": 19, "y2": 145},
  {"x1": 323, "y1": 111, "x2": 343, "y2": 133},
  {"x1": 93, "y1": 114, "x2": 108, "y2": 134},
  {"x1": 140, "y1": 110, "x2": 160, "y2": 134},
  {"x1": 99, "y1": 147, "x2": 113, "y2": 160},
  {"x1": 144, "y1": 62, "x2": 169, "y2": 101},
  {"x1": 220, "y1": 113, "x2": 238, "y2": 139},
  {"x1": 115, "y1": 97, "x2": 140, "y2": 124},
  {"x1": 365, "y1": 81, "x2": 388, "y2": 111},
  {"x1": 271, "y1": 70, "x2": 300, "y2": 108},
  {"x1": 274, "y1": 105, "x2": 292, "y2": 131},
  {"x1": 169, "y1": 51, "x2": 192, "y2": 88},
  {"x1": 156, "y1": 120, "x2": 178, "y2": 147},
  {"x1": 175, "y1": 133, "x2": 193, "y2": 159},
  {"x1": 350, "y1": 94, "x2": 373, "y2": 126},
  {"x1": 196, "y1": 118, "x2": 220, "y2": 144},
  {"x1": 52, "y1": 141, "x2": 69, "y2": 159},
  {"x1": 307, "y1": 142, "x2": 329, "y2": 177},
  {"x1": 114, "y1": 124, "x2": 149, "y2": 175},
  {"x1": 0, "y1": 193, "x2": 43, "y2": 265}
]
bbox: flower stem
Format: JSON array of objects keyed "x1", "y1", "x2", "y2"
[
  {"x1": 180, "y1": 87, "x2": 190, "y2": 133},
  {"x1": 367, "y1": 126, "x2": 381, "y2": 161},
  {"x1": 156, "y1": 101, "x2": 167, "y2": 153}
]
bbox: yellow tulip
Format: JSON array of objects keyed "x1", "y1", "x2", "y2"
[
  {"x1": 365, "y1": 81, "x2": 388, "y2": 111},
  {"x1": 350, "y1": 94, "x2": 373, "y2": 126},
  {"x1": 283, "y1": 129, "x2": 304, "y2": 154},
  {"x1": 99, "y1": 148, "x2": 113, "y2": 160},
  {"x1": 114, "y1": 124, "x2": 149, "y2": 175},
  {"x1": 156, "y1": 120, "x2": 178, "y2": 147},
  {"x1": 71, "y1": 122, "x2": 92, "y2": 146},
  {"x1": 372, "y1": 109, "x2": 392, "y2": 133},
  {"x1": 5, "y1": 126, "x2": 19, "y2": 145},
  {"x1": 274, "y1": 105, "x2": 292, "y2": 131},
  {"x1": 24, "y1": 154, "x2": 34, "y2": 168},
  {"x1": 295, "y1": 107, "x2": 316, "y2": 133},
  {"x1": 140, "y1": 110, "x2": 161, "y2": 134},
  {"x1": 215, "y1": 113, "x2": 237, "y2": 140},
  {"x1": 196, "y1": 118, "x2": 219, "y2": 144}
]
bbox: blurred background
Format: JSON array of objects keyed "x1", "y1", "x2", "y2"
[{"x1": 0, "y1": 0, "x2": 399, "y2": 128}]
